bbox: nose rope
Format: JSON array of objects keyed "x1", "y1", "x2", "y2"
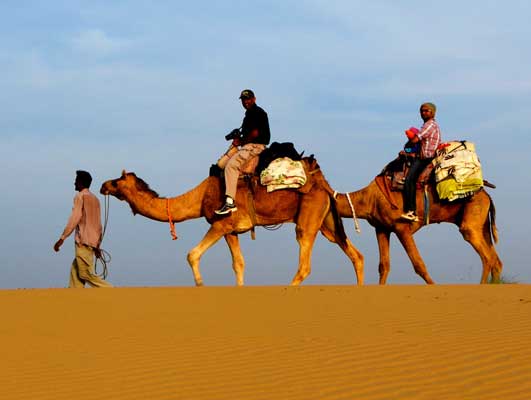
[
  {"x1": 95, "y1": 195, "x2": 111, "y2": 278},
  {"x1": 166, "y1": 198, "x2": 178, "y2": 240}
]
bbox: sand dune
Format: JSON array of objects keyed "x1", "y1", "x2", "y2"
[{"x1": 2, "y1": 285, "x2": 531, "y2": 400}]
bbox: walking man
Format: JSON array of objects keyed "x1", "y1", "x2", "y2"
[{"x1": 54, "y1": 170, "x2": 112, "y2": 288}]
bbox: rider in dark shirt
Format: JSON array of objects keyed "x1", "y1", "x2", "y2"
[
  {"x1": 215, "y1": 89, "x2": 271, "y2": 215},
  {"x1": 240, "y1": 100, "x2": 270, "y2": 145}
]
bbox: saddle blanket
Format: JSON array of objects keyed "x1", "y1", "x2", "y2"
[
  {"x1": 434, "y1": 141, "x2": 483, "y2": 201},
  {"x1": 260, "y1": 157, "x2": 307, "y2": 192}
]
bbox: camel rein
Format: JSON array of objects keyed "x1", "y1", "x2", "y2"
[
  {"x1": 94, "y1": 195, "x2": 112, "y2": 279},
  {"x1": 333, "y1": 191, "x2": 361, "y2": 234}
]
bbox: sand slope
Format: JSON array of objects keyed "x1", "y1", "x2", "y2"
[{"x1": 2, "y1": 285, "x2": 531, "y2": 400}]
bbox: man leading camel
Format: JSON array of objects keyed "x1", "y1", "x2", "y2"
[
  {"x1": 53, "y1": 170, "x2": 113, "y2": 288},
  {"x1": 401, "y1": 102, "x2": 441, "y2": 222},
  {"x1": 215, "y1": 89, "x2": 271, "y2": 215}
]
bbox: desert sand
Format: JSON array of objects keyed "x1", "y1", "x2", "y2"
[{"x1": 1, "y1": 284, "x2": 531, "y2": 400}]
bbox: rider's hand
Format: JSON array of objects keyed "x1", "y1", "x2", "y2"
[{"x1": 94, "y1": 247, "x2": 102, "y2": 259}]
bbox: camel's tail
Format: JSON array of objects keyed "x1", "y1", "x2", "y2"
[
  {"x1": 487, "y1": 192, "x2": 499, "y2": 244},
  {"x1": 311, "y1": 169, "x2": 349, "y2": 245},
  {"x1": 330, "y1": 195, "x2": 348, "y2": 245}
]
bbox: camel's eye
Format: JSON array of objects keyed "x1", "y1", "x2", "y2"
[{"x1": 111, "y1": 180, "x2": 118, "y2": 188}]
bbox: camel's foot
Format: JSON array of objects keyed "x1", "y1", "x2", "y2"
[{"x1": 420, "y1": 274, "x2": 435, "y2": 284}]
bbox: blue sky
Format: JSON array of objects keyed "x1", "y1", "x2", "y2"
[{"x1": 2, "y1": 1, "x2": 530, "y2": 288}]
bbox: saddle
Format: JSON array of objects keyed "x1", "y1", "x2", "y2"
[
  {"x1": 209, "y1": 141, "x2": 305, "y2": 180},
  {"x1": 380, "y1": 154, "x2": 434, "y2": 192}
]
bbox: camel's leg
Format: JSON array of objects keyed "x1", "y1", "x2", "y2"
[
  {"x1": 459, "y1": 206, "x2": 502, "y2": 283},
  {"x1": 320, "y1": 213, "x2": 364, "y2": 285},
  {"x1": 375, "y1": 228, "x2": 392, "y2": 284},
  {"x1": 395, "y1": 228, "x2": 435, "y2": 284},
  {"x1": 337, "y1": 238, "x2": 364, "y2": 285},
  {"x1": 484, "y1": 221, "x2": 503, "y2": 283},
  {"x1": 290, "y1": 193, "x2": 330, "y2": 285},
  {"x1": 187, "y1": 225, "x2": 226, "y2": 286},
  {"x1": 291, "y1": 225, "x2": 320, "y2": 285},
  {"x1": 224, "y1": 233, "x2": 245, "y2": 286}
]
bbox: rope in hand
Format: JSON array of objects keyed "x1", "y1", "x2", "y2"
[
  {"x1": 94, "y1": 248, "x2": 111, "y2": 279},
  {"x1": 166, "y1": 198, "x2": 178, "y2": 240},
  {"x1": 333, "y1": 191, "x2": 361, "y2": 234},
  {"x1": 95, "y1": 195, "x2": 111, "y2": 278}
]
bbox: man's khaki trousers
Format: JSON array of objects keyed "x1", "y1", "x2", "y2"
[
  {"x1": 221, "y1": 143, "x2": 266, "y2": 199},
  {"x1": 69, "y1": 243, "x2": 112, "y2": 288}
]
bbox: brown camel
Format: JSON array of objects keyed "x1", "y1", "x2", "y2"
[
  {"x1": 100, "y1": 158, "x2": 364, "y2": 286},
  {"x1": 330, "y1": 176, "x2": 502, "y2": 284}
]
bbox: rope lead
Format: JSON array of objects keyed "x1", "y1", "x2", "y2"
[{"x1": 95, "y1": 195, "x2": 111, "y2": 278}]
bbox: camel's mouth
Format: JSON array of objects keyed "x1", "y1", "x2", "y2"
[
  {"x1": 100, "y1": 180, "x2": 123, "y2": 200},
  {"x1": 100, "y1": 182, "x2": 111, "y2": 195}
]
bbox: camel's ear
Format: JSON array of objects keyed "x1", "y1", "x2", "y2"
[{"x1": 121, "y1": 169, "x2": 127, "y2": 177}]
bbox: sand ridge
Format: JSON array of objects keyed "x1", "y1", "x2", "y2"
[{"x1": 1, "y1": 285, "x2": 531, "y2": 400}]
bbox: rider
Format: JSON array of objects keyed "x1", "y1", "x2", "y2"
[
  {"x1": 215, "y1": 89, "x2": 271, "y2": 215},
  {"x1": 401, "y1": 102, "x2": 441, "y2": 222}
]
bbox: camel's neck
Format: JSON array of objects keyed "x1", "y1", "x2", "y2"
[
  {"x1": 123, "y1": 179, "x2": 209, "y2": 223},
  {"x1": 336, "y1": 184, "x2": 375, "y2": 220}
]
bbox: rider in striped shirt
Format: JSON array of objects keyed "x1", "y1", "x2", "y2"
[{"x1": 401, "y1": 103, "x2": 441, "y2": 222}]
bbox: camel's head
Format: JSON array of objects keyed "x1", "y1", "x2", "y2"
[
  {"x1": 100, "y1": 170, "x2": 160, "y2": 201},
  {"x1": 100, "y1": 170, "x2": 131, "y2": 200}
]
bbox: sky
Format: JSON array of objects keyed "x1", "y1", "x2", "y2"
[{"x1": 1, "y1": 0, "x2": 530, "y2": 288}]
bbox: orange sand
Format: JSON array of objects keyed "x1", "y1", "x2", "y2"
[{"x1": 2, "y1": 285, "x2": 531, "y2": 400}]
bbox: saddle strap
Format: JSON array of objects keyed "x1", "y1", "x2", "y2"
[
  {"x1": 245, "y1": 178, "x2": 257, "y2": 240},
  {"x1": 375, "y1": 175, "x2": 399, "y2": 210},
  {"x1": 423, "y1": 186, "x2": 430, "y2": 225}
]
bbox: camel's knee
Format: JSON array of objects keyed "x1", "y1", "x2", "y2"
[
  {"x1": 295, "y1": 225, "x2": 304, "y2": 241},
  {"x1": 378, "y1": 261, "x2": 389, "y2": 277},
  {"x1": 187, "y1": 248, "x2": 201, "y2": 266},
  {"x1": 459, "y1": 225, "x2": 480, "y2": 243}
]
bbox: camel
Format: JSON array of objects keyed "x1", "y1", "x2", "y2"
[
  {"x1": 100, "y1": 158, "x2": 364, "y2": 286},
  {"x1": 330, "y1": 175, "x2": 502, "y2": 284}
]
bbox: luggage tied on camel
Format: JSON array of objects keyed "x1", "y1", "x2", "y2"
[
  {"x1": 210, "y1": 141, "x2": 308, "y2": 192},
  {"x1": 433, "y1": 140, "x2": 483, "y2": 201},
  {"x1": 259, "y1": 157, "x2": 307, "y2": 192}
]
